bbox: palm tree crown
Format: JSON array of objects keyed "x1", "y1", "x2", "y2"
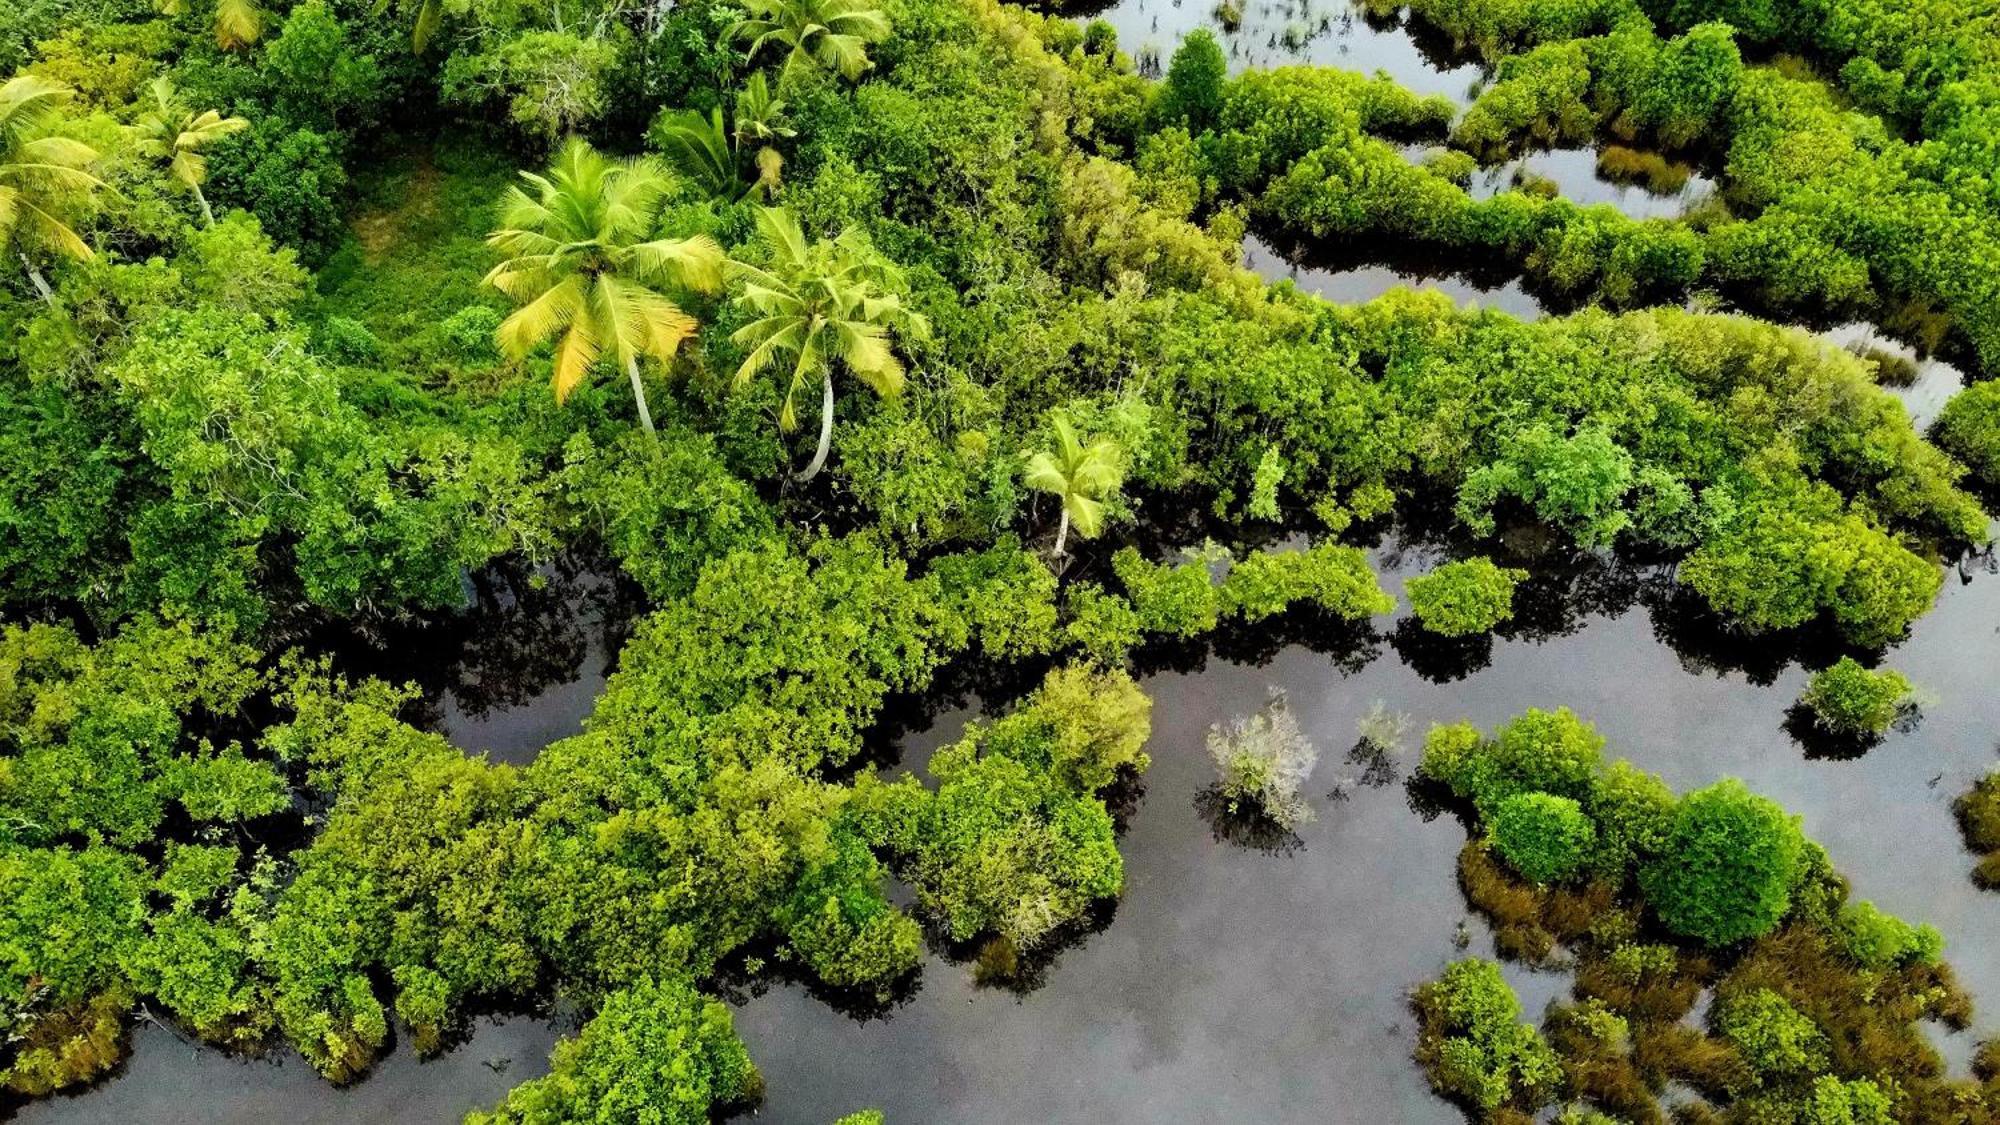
[
  {"x1": 485, "y1": 138, "x2": 724, "y2": 436},
  {"x1": 728, "y1": 206, "x2": 929, "y2": 481},
  {"x1": 654, "y1": 75, "x2": 795, "y2": 203},
  {"x1": 132, "y1": 77, "x2": 249, "y2": 227},
  {"x1": 1023, "y1": 417, "x2": 1123, "y2": 557},
  {"x1": 727, "y1": 0, "x2": 891, "y2": 85},
  {"x1": 0, "y1": 75, "x2": 102, "y2": 300},
  {"x1": 156, "y1": 0, "x2": 263, "y2": 50}
]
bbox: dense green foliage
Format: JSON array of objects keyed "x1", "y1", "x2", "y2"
[
  {"x1": 1642, "y1": 779, "x2": 1806, "y2": 946},
  {"x1": 1406, "y1": 556, "x2": 1527, "y2": 637},
  {"x1": 0, "y1": 0, "x2": 1995, "y2": 1113},
  {"x1": 1413, "y1": 958, "x2": 1563, "y2": 1114},
  {"x1": 1489, "y1": 792, "x2": 1596, "y2": 885}
]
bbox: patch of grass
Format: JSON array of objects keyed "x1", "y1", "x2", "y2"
[{"x1": 313, "y1": 139, "x2": 517, "y2": 373}]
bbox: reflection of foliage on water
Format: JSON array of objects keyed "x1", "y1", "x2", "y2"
[
  {"x1": 312, "y1": 550, "x2": 644, "y2": 729},
  {"x1": 1193, "y1": 783, "x2": 1306, "y2": 855},
  {"x1": 1391, "y1": 616, "x2": 1495, "y2": 682}
]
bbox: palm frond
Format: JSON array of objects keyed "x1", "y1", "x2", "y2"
[
  {"x1": 215, "y1": 0, "x2": 262, "y2": 49},
  {"x1": 493, "y1": 273, "x2": 586, "y2": 359}
]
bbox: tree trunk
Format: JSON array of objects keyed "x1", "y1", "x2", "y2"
[
  {"x1": 19, "y1": 254, "x2": 51, "y2": 304},
  {"x1": 624, "y1": 354, "x2": 657, "y2": 438},
  {"x1": 794, "y1": 368, "x2": 835, "y2": 483},
  {"x1": 1053, "y1": 507, "x2": 1070, "y2": 557},
  {"x1": 194, "y1": 184, "x2": 215, "y2": 227}
]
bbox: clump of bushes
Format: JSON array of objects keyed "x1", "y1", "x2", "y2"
[
  {"x1": 1489, "y1": 792, "x2": 1596, "y2": 885},
  {"x1": 1797, "y1": 657, "x2": 1913, "y2": 737},
  {"x1": 1207, "y1": 687, "x2": 1318, "y2": 831},
  {"x1": 1957, "y1": 773, "x2": 2000, "y2": 888},
  {"x1": 1412, "y1": 958, "x2": 1562, "y2": 1115},
  {"x1": 1406, "y1": 556, "x2": 1528, "y2": 637}
]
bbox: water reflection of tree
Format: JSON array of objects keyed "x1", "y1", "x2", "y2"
[
  {"x1": 313, "y1": 551, "x2": 644, "y2": 731},
  {"x1": 1192, "y1": 783, "x2": 1306, "y2": 855}
]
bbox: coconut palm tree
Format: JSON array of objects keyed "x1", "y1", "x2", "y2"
[
  {"x1": 1024, "y1": 417, "x2": 1123, "y2": 557},
  {"x1": 654, "y1": 75, "x2": 794, "y2": 202},
  {"x1": 156, "y1": 0, "x2": 263, "y2": 50},
  {"x1": 0, "y1": 76, "x2": 102, "y2": 303},
  {"x1": 132, "y1": 77, "x2": 249, "y2": 227},
  {"x1": 727, "y1": 206, "x2": 929, "y2": 482},
  {"x1": 727, "y1": 0, "x2": 891, "y2": 85},
  {"x1": 484, "y1": 138, "x2": 724, "y2": 437}
]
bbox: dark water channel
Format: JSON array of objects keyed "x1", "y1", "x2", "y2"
[{"x1": 17, "y1": 536, "x2": 2000, "y2": 1122}]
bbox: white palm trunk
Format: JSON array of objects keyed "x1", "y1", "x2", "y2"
[
  {"x1": 795, "y1": 369, "x2": 835, "y2": 482},
  {"x1": 625, "y1": 355, "x2": 657, "y2": 436}
]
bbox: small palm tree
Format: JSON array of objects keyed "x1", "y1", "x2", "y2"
[
  {"x1": 484, "y1": 138, "x2": 724, "y2": 437},
  {"x1": 728, "y1": 0, "x2": 891, "y2": 85},
  {"x1": 654, "y1": 75, "x2": 794, "y2": 202},
  {"x1": 132, "y1": 77, "x2": 249, "y2": 227},
  {"x1": 728, "y1": 206, "x2": 929, "y2": 482},
  {"x1": 1024, "y1": 418, "x2": 1123, "y2": 557},
  {"x1": 0, "y1": 76, "x2": 102, "y2": 302}
]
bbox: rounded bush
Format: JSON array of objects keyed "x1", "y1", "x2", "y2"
[
  {"x1": 1489, "y1": 792, "x2": 1596, "y2": 884},
  {"x1": 1641, "y1": 780, "x2": 1805, "y2": 947},
  {"x1": 1799, "y1": 657, "x2": 1911, "y2": 736},
  {"x1": 1406, "y1": 557, "x2": 1527, "y2": 637}
]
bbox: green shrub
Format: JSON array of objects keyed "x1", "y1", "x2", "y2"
[
  {"x1": 1420, "y1": 707, "x2": 1607, "y2": 816},
  {"x1": 1112, "y1": 547, "x2": 1222, "y2": 637},
  {"x1": 1413, "y1": 959, "x2": 1562, "y2": 1113},
  {"x1": 1799, "y1": 657, "x2": 1912, "y2": 736},
  {"x1": 1221, "y1": 543, "x2": 1395, "y2": 622},
  {"x1": 1834, "y1": 899, "x2": 1943, "y2": 970},
  {"x1": 1406, "y1": 557, "x2": 1528, "y2": 636},
  {"x1": 1937, "y1": 380, "x2": 2000, "y2": 488},
  {"x1": 467, "y1": 975, "x2": 759, "y2": 1124},
  {"x1": 1713, "y1": 988, "x2": 1826, "y2": 1077},
  {"x1": 1641, "y1": 780, "x2": 1805, "y2": 947},
  {"x1": 1489, "y1": 792, "x2": 1596, "y2": 884}
]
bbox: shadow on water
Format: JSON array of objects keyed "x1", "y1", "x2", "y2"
[{"x1": 307, "y1": 551, "x2": 645, "y2": 765}]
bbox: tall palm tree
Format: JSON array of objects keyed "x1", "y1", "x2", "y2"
[
  {"x1": 727, "y1": 206, "x2": 929, "y2": 482},
  {"x1": 727, "y1": 0, "x2": 891, "y2": 85},
  {"x1": 0, "y1": 76, "x2": 102, "y2": 303},
  {"x1": 132, "y1": 77, "x2": 249, "y2": 227},
  {"x1": 484, "y1": 138, "x2": 724, "y2": 437},
  {"x1": 1024, "y1": 418, "x2": 1122, "y2": 557},
  {"x1": 156, "y1": 0, "x2": 263, "y2": 50},
  {"x1": 654, "y1": 75, "x2": 794, "y2": 203}
]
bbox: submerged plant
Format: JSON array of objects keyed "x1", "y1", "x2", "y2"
[{"x1": 1207, "y1": 687, "x2": 1319, "y2": 831}]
